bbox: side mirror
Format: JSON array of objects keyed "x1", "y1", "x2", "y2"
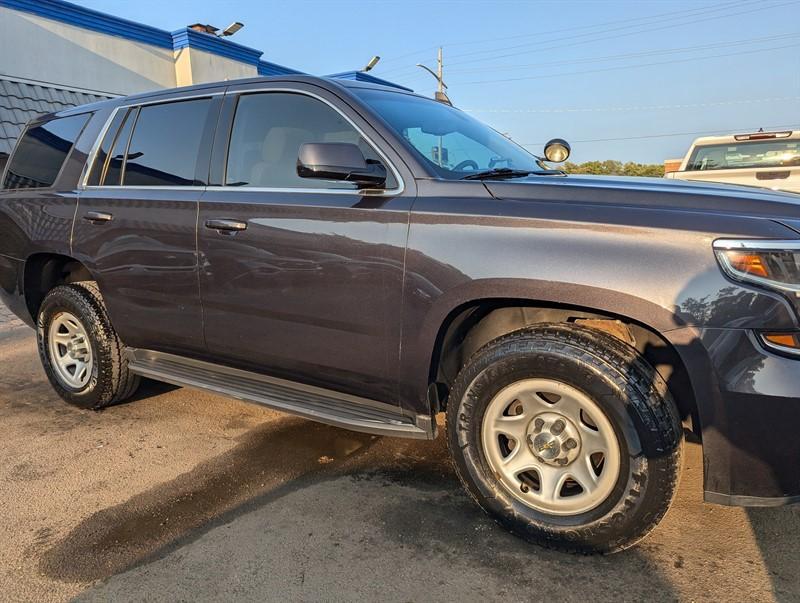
[
  {"x1": 543, "y1": 138, "x2": 571, "y2": 163},
  {"x1": 297, "y1": 143, "x2": 387, "y2": 188}
]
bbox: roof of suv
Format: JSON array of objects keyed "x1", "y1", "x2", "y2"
[{"x1": 49, "y1": 75, "x2": 419, "y2": 120}]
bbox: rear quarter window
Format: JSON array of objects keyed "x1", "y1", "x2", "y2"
[{"x1": 2, "y1": 113, "x2": 90, "y2": 190}]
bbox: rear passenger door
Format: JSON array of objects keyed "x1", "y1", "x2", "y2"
[
  {"x1": 72, "y1": 93, "x2": 221, "y2": 355},
  {"x1": 198, "y1": 83, "x2": 415, "y2": 405}
]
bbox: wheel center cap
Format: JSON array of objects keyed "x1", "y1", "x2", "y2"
[
  {"x1": 532, "y1": 433, "x2": 561, "y2": 460},
  {"x1": 526, "y1": 411, "x2": 582, "y2": 467}
]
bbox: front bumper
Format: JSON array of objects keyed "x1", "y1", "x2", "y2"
[{"x1": 686, "y1": 327, "x2": 800, "y2": 506}]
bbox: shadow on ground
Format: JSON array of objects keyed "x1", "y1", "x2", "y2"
[
  {"x1": 36, "y1": 417, "x2": 698, "y2": 602},
  {"x1": 748, "y1": 506, "x2": 800, "y2": 603},
  {"x1": 39, "y1": 418, "x2": 379, "y2": 582}
]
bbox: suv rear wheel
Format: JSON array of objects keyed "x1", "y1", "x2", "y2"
[
  {"x1": 37, "y1": 282, "x2": 140, "y2": 409},
  {"x1": 446, "y1": 323, "x2": 682, "y2": 553}
]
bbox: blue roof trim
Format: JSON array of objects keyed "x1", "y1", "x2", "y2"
[
  {"x1": 1, "y1": 0, "x2": 265, "y2": 65},
  {"x1": 0, "y1": 0, "x2": 173, "y2": 49},
  {"x1": 257, "y1": 61, "x2": 306, "y2": 77},
  {"x1": 326, "y1": 71, "x2": 413, "y2": 92},
  {"x1": 171, "y1": 28, "x2": 263, "y2": 65}
]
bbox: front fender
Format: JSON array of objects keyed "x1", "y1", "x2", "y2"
[{"x1": 398, "y1": 195, "x2": 797, "y2": 415}]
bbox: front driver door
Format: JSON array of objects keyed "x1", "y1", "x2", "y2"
[{"x1": 198, "y1": 84, "x2": 414, "y2": 404}]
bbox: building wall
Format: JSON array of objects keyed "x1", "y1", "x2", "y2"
[
  {"x1": 174, "y1": 48, "x2": 258, "y2": 87},
  {"x1": 0, "y1": 7, "x2": 177, "y2": 94}
]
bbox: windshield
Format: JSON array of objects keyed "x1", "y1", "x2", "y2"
[
  {"x1": 352, "y1": 88, "x2": 544, "y2": 179},
  {"x1": 686, "y1": 139, "x2": 800, "y2": 171}
]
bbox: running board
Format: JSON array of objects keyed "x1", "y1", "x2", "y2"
[{"x1": 126, "y1": 349, "x2": 433, "y2": 439}]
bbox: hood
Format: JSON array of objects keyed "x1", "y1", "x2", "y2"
[{"x1": 483, "y1": 174, "x2": 800, "y2": 222}]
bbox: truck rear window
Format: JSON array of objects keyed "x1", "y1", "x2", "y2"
[
  {"x1": 686, "y1": 139, "x2": 800, "y2": 171},
  {"x1": 2, "y1": 114, "x2": 90, "y2": 190}
]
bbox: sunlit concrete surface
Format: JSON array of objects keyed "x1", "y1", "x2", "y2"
[{"x1": 0, "y1": 314, "x2": 797, "y2": 602}]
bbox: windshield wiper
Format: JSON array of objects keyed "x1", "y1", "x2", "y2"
[{"x1": 460, "y1": 168, "x2": 534, "y2": 180}]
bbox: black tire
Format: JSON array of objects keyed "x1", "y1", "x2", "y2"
[
  {"x1": 37, "y1": 282, "x2": 140, "y2": 410},
  {"x1": 446, "y1": 323, "x2": 682, "y2": 554}
]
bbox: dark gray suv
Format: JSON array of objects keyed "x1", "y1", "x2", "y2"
[{"x1": 1, "y1": 75, "x2": 799, "y2": 554}]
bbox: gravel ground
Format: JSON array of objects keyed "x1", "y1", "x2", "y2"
[{"x1": 0, "y1": 309, "x2": 798, "y2": 602}]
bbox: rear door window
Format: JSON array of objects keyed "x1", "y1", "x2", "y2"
[
  {"x1": 86, "y1": 98, "x2": 214, "y2": 187},
  {"x1": 124, "y1": 99, "x2": 212, "y2": 186},
  {"x1": 2, "y1": 113, "x2": 90, "y2": 189}
]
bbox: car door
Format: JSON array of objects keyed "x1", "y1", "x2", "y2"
[
  {"x1": 72, "y1": 92, "x2": 222, "y2": 354},
  {"x1": 198, "y1": 83, "x2": 415, "y2": 404}
]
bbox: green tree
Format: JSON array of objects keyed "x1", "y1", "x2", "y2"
[{"x1": 562, "y1": 160, "x2": 664, "y2": 177}]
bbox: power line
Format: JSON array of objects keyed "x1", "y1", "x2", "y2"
[
  {"x1": 462, "y1": 96, "x2": 800, "y2": 114},
  {"x1": 378, "y1": 0, "x2": 795, "y2": 78},
  {"x1": 446, "y1": 0, "x2": 770, "y2": 64},
  {"x1": 453, "y1": 42, "x2": 800, "y2": 86},
  {"x1": 519, "y1": 124, "x2": 800, "y2": 146},
  {"x1": 440, "y1": 32, "x2": 799, "y2": 75},
  {"x1": 376, "y1": 0, "x2": 754, "y2": 67}
]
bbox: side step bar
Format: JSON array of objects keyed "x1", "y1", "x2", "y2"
[{"x1": 126, "y1": 349, "x2": 434, "y2": 439}]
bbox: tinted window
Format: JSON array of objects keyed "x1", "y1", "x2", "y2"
[
  {"x1": 123, "y1": 98, "x2": 212, "y2": 186},
  {"x1": 226, "y1": 92, "x2": 397, "y2": 189},
  {"x1": 104, "y1": 109, "x2": 137, "y2": 186},
  {"x1": 353, "y1": 88, "x2": 544, "y2": 179},
  {"x1": 686, "y1": 139, "x2": 800, "y2": 171},
  {"x1": 3, "y1": 114, "x2": 89, "y2": 189},
  {"x1": 86, "y1": 108, "x2": 128, "y2": 186}
]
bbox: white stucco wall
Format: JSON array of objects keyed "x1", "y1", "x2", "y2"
[{"x1": 0, "y1": 7, "x2": 177, "y2": 95}]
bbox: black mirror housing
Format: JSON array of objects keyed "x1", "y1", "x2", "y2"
[{"x1": 297, "y1": 143, "x2": 387, "y2": 188}]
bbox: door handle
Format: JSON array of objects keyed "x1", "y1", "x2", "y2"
[
  {"x1": 205, "y1": 219, "x2": 248, "y2": 232},
  {"x1": 83, "y1": 211, "x2": 113, "y2": 223}
]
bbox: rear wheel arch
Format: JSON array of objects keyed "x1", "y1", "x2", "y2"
[
  {"x1": 23, "y1": 253, "x2": 95, "y2": 322},
  {"x1": 427, "y1": 298, "x2": 700, "y2": 438}
]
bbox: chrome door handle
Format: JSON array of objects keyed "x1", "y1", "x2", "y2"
[
  {"x1": 83, "y1": 211, "x2": 113, "y2": 223},
  {"x1": 205, "y1": 219, "x2": 247, "y2": 232}
]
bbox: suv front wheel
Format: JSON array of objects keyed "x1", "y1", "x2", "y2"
[
  {"x1": 37, "y1": 282, "x2": 140, "y2": 409},
  {"x1": 446, "y1": 323, "x2": 683, "y2": 554}
]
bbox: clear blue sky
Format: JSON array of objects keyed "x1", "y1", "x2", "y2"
[{"x1": 74, "y1": 0, "x2": 800, "y2": 164}]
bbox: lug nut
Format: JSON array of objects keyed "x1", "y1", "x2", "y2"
[
  {"x1": 564, "y1": 438, "x2": 578, "y2": 450},
  {"x1": 551, "y1": 420, "x2": 565, "y2": 435},
  {"x1": 534, "y1": 418, "x2": 544, "y2": 432}
]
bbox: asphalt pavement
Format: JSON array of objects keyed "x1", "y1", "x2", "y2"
[{"x1": 0, "y1": 310, "x2": 798, "y2": 602}]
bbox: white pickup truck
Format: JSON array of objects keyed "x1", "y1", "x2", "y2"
[{"x1": 666, "y1": 130, "x2": 800, "y2": 194}]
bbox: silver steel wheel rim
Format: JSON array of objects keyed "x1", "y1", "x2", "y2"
[
  {"x1": 481, "y1": 378, "x2": 622, "y2": 516},
  {"x1": 47, "y1": 311, "x2": 93, "y2": 390}
]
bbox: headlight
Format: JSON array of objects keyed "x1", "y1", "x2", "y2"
[{"x1": 714, "y1": 239, "x2": 800, "y2": 294}]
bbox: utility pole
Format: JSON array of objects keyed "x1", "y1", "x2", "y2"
[
  {"x1": 417, "y1": 47, "x2": 452, "y2": 167},
  {"x1": 436, "y1": 47, "x2": 444, "y2": 98},
  {"x1": 416, "y1": 47, "x2": 452, "y2": 105}
]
